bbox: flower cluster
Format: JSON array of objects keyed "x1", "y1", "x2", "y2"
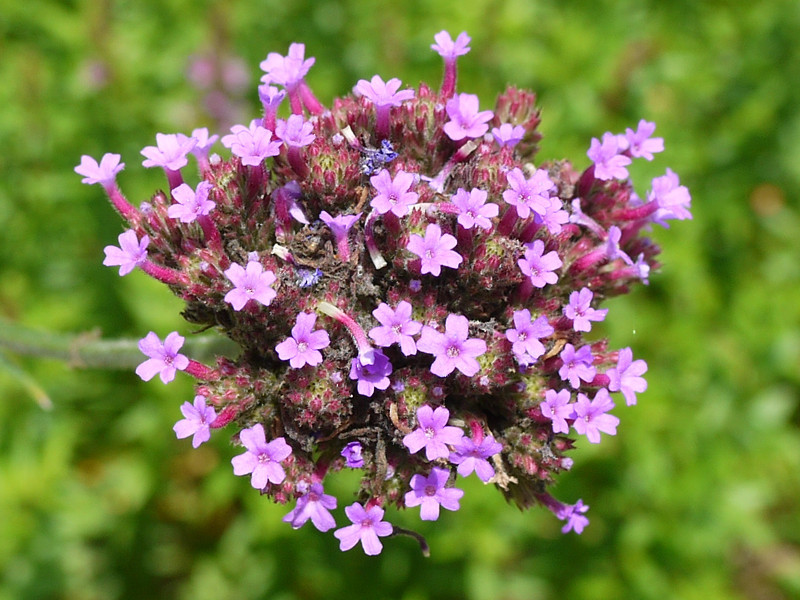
[{"x1": 77, "y1": 31, "x2": 689, "y2": 555}]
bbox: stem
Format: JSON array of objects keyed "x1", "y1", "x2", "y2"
[
  {"x1": 165, "y1": 168, "x2": 183, "y2": 192},
  {"x1": 103, "y1": 184, "x2": 140, "y2": 224},
  {"x1": 389, "y1": 526, "x2": 431, "y2": 557},
  {"x1": 375, "y1": 105, "x2": 390, "y2": 140},
  {"x1": 439, "y1": 57, "x2": 457, "y2": 100},
  {"x1": 317, "y1": 302, "x2": 371, "y2": 352}
]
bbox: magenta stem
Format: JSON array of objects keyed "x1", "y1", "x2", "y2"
[
  {"x1": 440, "y1": 58, "x2": 457, "y2": 100},
  {"x1": 375, "y1": 105, "x2": 391, "y2": 140},
  {"x1": 299, "y1": 81, "x2": 325, "y2": 115},
  {"x1": 165, "y1": 168, "x2": 183, "y2": 192},
  {"x1": 104, "y1": 183, "x2": 140, "y2": 223},
  {"x1": 286, "y1": 146, "x2": 309, "y2": 178}
]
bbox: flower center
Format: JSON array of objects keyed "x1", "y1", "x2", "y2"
[
  {"x1": 424, "y1": 484, "x2": 437, "y2": 497},
  {"x1": 258, "y1": 452, "x2": 271, "y2": 464},
  {"x1": 446, "y1": 345, "x2": 460, "y2": 358},
  {"x1": 245, "y1": 286, "x2": 255, "y2": 296},
  {"x1": 424, "y1": 427, "x2": 435, "y2": 439},
  {"x1": 297, "y1": 342, "x2": 308, "y2": 353}
]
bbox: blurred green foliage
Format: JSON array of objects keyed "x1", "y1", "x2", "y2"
[{"x1": 1, "y1": 1, "x2": 799, "y2": 598}]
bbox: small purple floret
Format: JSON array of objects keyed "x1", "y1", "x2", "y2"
[
  {"x1": 564, "y1": 287, "x2": 608, "y2": 332},
  {"x1": 443, "y1": 93, "x2": 493, "y2": 141},
  {"x1": 406, "y1": 224, "x2": 463, "y2": 276},
  {"x1": 572, "y1": 388, "x2": 619, "y2": 444},
  {"x1": 402, "y1": 404, "x2": 464, "y2": 460},
  {"x1": 275, "y1": 311, "x2": 330, "y2": 368},
  {"x1": 404, "y1": 467, "x2": 464, "y2": 521},
  {"x1": 449, "y1": 435, "x2": 502, "y2": 482},
  {"x1": 341, "y1": 441, "x2": 364, "y2": 468},
  {"x1": 417, "y1": 314, "x2": 486, "y2": 377},
  {"x1": 349, "y1": 348, "x2": 392, "y2": 397},
  {"x1": 141, "y1": 133, "x2": 196, "y2": 171},
  {"x1": 168, "y1": 181, "x2": 215, "y2": 223},
  {"x1": 334, "y1": 503, "x2": 393, "y2": 555},
  {"x1": 540, "y1": 389, "x2": 573, "y2": 434},
  {"x1": 503, "y1": 168, "x2": 554, "y2": 219},
  {"x1": 607, "y1": 347, "x2": 648, "y2": 406},
  {"x1": 282, "y1": 482, "x2": 337, "y2": 532},
  {"x1": 517, "y1": 240, "x2": 562, "y2": 288},
  {"x1": 368, "y1": 301, "x2": 422, "y2": 356},
  {"x1": 136, "y1": 331, "x2": 189, "y2": 384},
  {"x1": 451, "y1": 187, "x2": 499, "y2": 231},
  {"x1": 103, "y1": 229, "x2": 148, "y2": 276},
  {"x1": 221, "y1": 120, "x2": 282, "y2": 166},
  {"x1": 558, "y1": 343, "x2": 597, "y2": 389},
  {"x1": 173, "y1": 395, "x2": 217, "y2": 447},
  {"x1": 231, "y1": 424, "x2": 293, "y2": 489},
  {"x1": 223, "y1": 259, "x2": 277, "y2": 311},
  {"x1": 370, "y1": 169, "x2": 419, "y2": 217},
  {"x1": 75, "y1": 153, "x2": 124, "y2": 186},
  {"x1": 587, "y1": 132, "x2": 631, "y2": 181}
]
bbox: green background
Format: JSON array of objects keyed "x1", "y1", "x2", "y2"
[{"x1": 1, "y1": 1, "x2": 799, "y2": 598}]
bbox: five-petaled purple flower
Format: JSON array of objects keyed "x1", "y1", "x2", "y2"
[
  {"x1": 449, "y1": 435, "x2": 503, "y2": 482},
  {"x1": 334, "y1": 503, "x2": 393, "y2": 556},
  {"x1": 319, "y1": 211, "x2": 361, "y2": 244},
  {"x1": 231, "y1": 424, "x2": 293, "y2": 489},
  {"x1": 571, "y1": 388, "x2": 619, "y2": 444},
  {"x1": 558, "y1": 343, "x2": 597, "y2": 389},
  {"x1": 517, "y1": 240, "x2": 562, "y2": 288},
  {"x1": 587, "y1": 132, "x2": 632, "y2": 181},
  {"x1": 624, "y1": 119, "x2": 664, "y2": 161},
  {"x1": 341, "y1": 441, "x2": 364, "y2": 468},
  {"x1": 417, "y1": 314, "x2": 486, "y2": 377},
  {"x1": 223, "y1": 259, "x2": 277, "y2": 311},
  {"x1": 275, "y1": 312, "x2": 330, "y2": 368},
  {"x1": 404, "y1": 467, "x2": 464, "y2": 521},
  {"x1": 370, "y1": 169, "x2": 419, "y2": 217},
  {"x1": 354, "y1": 75, "x2": 415, "y2": 108},
  {"x1": 431, "y1": 30, "x2": 471, "y2": 58},
  {"x1": 103, "y1": 229, "x2": 148, "y2": 276},
  {"x1": 606, "y1": 347, "x2": 648, "y2": 406},
  {"x1": 451, "y1": 187, "x2": 499, "y2": 231},
  {"x1": 260, "y1": 43, "x2": 315, "y2": 89},
  {"x1": 559, "y1": 499, "x2": 590, "y2": 534},
  {"x1": 168, "y1": 181, "x2": 215, "y2": 223},
  {"x1": 443, "y1": 93, "x2": 493, "y2": 141},
  {"x1": 221, "y1": 120, "x2": 282, "y2": 166},
  {"x1": 75, "y1": 153, "x2": 124, "y2": 186},
  {"x1": 173, "y1": 395, "x2": 217, "y2": 447},
  {"x1": 564, "y1": 287, "x2": 608, "y2": 332},
  {"x1": 492, "y1": 123, "x2": 526, "y2": 147},
  {"x1": 540, "y1": 388, "x2": 573, "y2": 434},
  {"x1": 275, "y1": 114, "x2": 316, "y2": 147},
  {"x1": 403, "y1": 405, "x2": 464, "y2": 461},
  {"x1": 349, "y1": 348, "x2": 393, "y2": 397},
  {"x1": 282, "y1": 482, "x2": 337, "y2": 532},
  {"x1": 648, "y1": 168, "x2": 693, "y2": 226},
  {"x1": 136, "y1": 331, "x2": 189, "y2": 384},
  {"x1": 406, "y1": 224, "x2": 463, "y2": 276},
  {"x1": 503, "y1": 167, "x2": 554, "y2": 219},
  {"x1": 505, "y1": 309, "x2": 554, "y2": 363},
  {"x1": 141, "y1": 133, "x2": 197, "y2": 171},
  {"x1": 368, "y1": 301, "x2": 422, "y2": 356}
]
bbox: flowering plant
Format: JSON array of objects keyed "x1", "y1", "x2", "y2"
[{"x1": 76, "y1": 30, "x2": 690, "y2": 555}]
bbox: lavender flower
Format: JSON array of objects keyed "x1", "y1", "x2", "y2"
[
  {"x1": 341, "y1": 441, "x2": 364, "y2": 468},
  {"x1": 540, "y1": 389, "x2": 573, "y2": 434},
  {"x1": 168, "y1": 181, "x2": 215, "y2": 223},
  {"x1": 141, "y1": 133, "x2": 197, "y2": 171},
  {"x1": 75, "y1": 153, "x2": 124, "y2": 186},
  {"x1": 587, "y1": 132, "x2": 632, "y2": 180},
  {"x1": 370, "y1": 169, "x2": 418, "y2": 217},
  {"x1": 368, "y1": 301, "x2": 422, "y2": 356},
  {"x1": 103, "y1": 230, "x2": 148, "y2": 276},
  {"x1": 260, "y1": 43, "x2": 315, "y2": 89},
  {"x1": 221, "y1": 120, "x2": 282, "y2": 166},
  {"x1": 231, "y1": 424, "x2": 292, "y2": 489},
  {"x1": 354, "y1": 75, "x2": 415, "y2": 137},
  {"x1": 564, "y1": 288, "x2": 608, "y2": 332},
  {"x1": 449, "y1": 435, "x2": 503, "y2": 482},
  {"x1": 406, "y1": 224, "x2": 463, "y2": 276},
  {"x1": 282, "y1": 482, "x2": 337, "y2": 532},
  {"x1": 403, "y1": 405, "x2": 464, "y2": 460},
  {"x1": 607, "y1": 347, "x2": 648, "y2": 405},
  {"x1": 349, "y1": 348, "x2": 392, "y2": 397},
  {"x1": 625, "y1": 119, "x2": 664, "y2": 160},
  {"x1": 223, "y1": 259, "x2": 277, "y2": 310},
  {"x1": 492, "y1": 123, "x2": 526, "y2": 147},
  {"x1": 417, "y1": 314, "x2": 486, "y2": 377},
  {"x1": 572, "y1": 389, "x2": 619, "y2": 443},
  {"x1": 505, "y1": 309, "x2": 554, "y2": 363},
  {"x1": 443, "y1": 93, "x2": 493, "y2": 141},
  {"x1": 275, "y1": 312, "x2": 330, "y2": 368},
  {"x1": 558, "y1": 343, "x2": 597, "y2": 389},
  {"x1": 503, "y1": 168, "x2": 554, "y2": 219},
  {"x1": 517, "y1": 240, "x2": 562, "y2": 288},
  {"x1": 333, "y1": 503, "x2": 393, "y2": 555},
  {"x1": 275, "y1": 114, "x2": 316, "y2": 147},
  {"x1": 649, "y1": 168, "x2": 693, "y2": 225},
  {"x1": 173, "y1": 395, "x2": 217, "y2": 447},
  {"x1": 431, "y1": 30, "x2": 471, "y2": 58},
  {"x1": 404, "y1": 467, "x2": 464, "y2": 520},
  {"x1": 136, "y1": 331, "x2": 189, "y2": 384},
  {"x1": 450, "y1": 187, "x2": 499, "y2": 231},
  {"x1": 559, "y1": 499, "x2": 590, "y2": 534}
]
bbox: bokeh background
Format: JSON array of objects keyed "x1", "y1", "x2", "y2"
[{"x1": 1, "y1": 1, "x2": 799, "y2": 598}]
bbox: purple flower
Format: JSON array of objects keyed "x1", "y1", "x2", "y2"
[
  {"x1": 173, "y1": 395, "x2": 217, "y2": 447},
  {"x1": 103, "y1": 229, "x2": 148, "y2": 276},
  {"x1": 492, "y1": 123, "x2": 526, "y2": 147},
  {"x1": 231, "y1": 424, "x2": 293, "y2": 489},
  {"x1": 587, "y1": 132, "x2": 632, "y2": 181},
  {"x1": 168, "y1": 181, "x2": 215, "y2": 223},
  {"x1": 135, "y1": 331, "x2": 189, "y2": 384},
  {"x1": 319, "y1": 210, "x2": 361, "y2": 241},
  {"x1": 275, "y1": 312, "x2": 330, "y2": 368},
  {"x1": 537, "y1": 197, "x2": 570, "y2": 235},
  {"x1": 75, "y1": 153, "x2": 124, "y2": 186},
  {"x1": 505, "y1": 309, "x2": 554, "y2": 363},
  {"x1": 431, "y1": 30, "x2": 471, "y2": 58},
  {"x1": 259, "y1": 43, "x2": 315, "y2": 89},
  {"x1": 443, "y1": 93, "x2": 494, "y2": 141},
  {"x1": 404, "y1": 467, "x2": 464, "y2": 521},
  {"x1": 502, "y1": 167, "x2": 554, "y2": 219},
  {"x1": 648, "y1": 168, "x2": 692, "y2": 225},
  {"x1": 449, "y1": 435, "x2": 502, "y2": 482},
  {"x1": 282, "y1": 482, "x2": 337, "y2": 532},
  {"x1": 354, "y1": 75, "x2": 415, "y2": 107},
  {"x1": 187, "y1": 127, "x2": 218, "y2": 159},
  {"x1": 559, "y1": 499, "x2": 590, "y2": 534},
  {"x1": 258, "y1": 84, "x2": 286, "y2": 111},
  {"x1": 333, "y1": 503, "x2": 393, "y2": 555},
  {"x1": 341, "y1": 441, "x2": 364, "y2": 468},
  {"x1": 403, "y1": 405, "x2": 464, "y2": 461},
  {"x1": 517, "y1": 240, "x2": 562, "y2": 288},
  {"x1": 368, "y1": 301, "x2": 422, "y2": 356},
  {"x1": 349, "y1": 348, "x2": 392, "y2": 397},
  {"x1": 450, "y1": 187, "x2": 499, "y2": 231},
  {"x1": 141, "y1": 133, "x2": 197, "y2": 170},
  {"x1": 275, "y1": 114, "x2": 316, "y2": 148},
  {"x1": 406, "y1": 224, "x2": 463, "y2": 276},
  {"x1": 625, "y1": 119, "x2": 664, "y2": 160},
  {"x1": 606, "y1": 225, "x2": 632, "y2": 264},
  {"x1": 564, "y1": 287, "x2": 608, "y2": 332},
  {"x1": 572, "y1": 388, "x2": 619, "y2": 443},
  {"x1": 540, "y1": 389, "x2": 573, "y2": 434},
  {"x1": 221, "y1": 120, "x2": 282, "y2": 166},
  {"x1": 223, "y1": 259, "x2": 277, "y2": 311},
  {"x1": 370, "y1": 169, "x2": 419, "y2": 217},
  {"x1": 558, "y1": 343, "x2": 597, "y2": 389},
  {"x1": 417, "y1": 314, "x2": 486, "y2": 377},
  {"x1": 607, "y1": 347, "x2": 648, "y2": 406}
]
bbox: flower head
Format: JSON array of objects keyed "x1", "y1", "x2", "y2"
[
  {"x1": 368, "y1": 301, "x2": 422, "y2": 356},
  {"x1": 275, "y1": 114, "x2": 316, "y2": 148},
  {"x1": 517, "y1": 240, "x2": 562, "y2": 288},
  {"x1": 443, "y1": 93, "x2": 493, "y2": 141},
  {"x1": 558, "y1": 343, "x2": 597, "y2": 389},
  {"x1": 587, "y1": 132, "x2": 632, "y2": 181},
  {"x1": 403, "y1": 405, "x2": 464, "y2": 461},
  {"x1": 370, "y1": 169, "x2": 418, "y2": 217},
  {"x1": 221, "y1": 120, "x2": 282, "y2": 166},
  {"x1": 406, "y1": 224, "x2": 462, "y2": 276},
  {"x1": 173, "y1": 395, "x2": 217, "y2": 447},
  {"x1": 503, "y1": 168, "x2": 554, "y2": 219},
  {"x1": 451, "y1": 187, "x2": 499, "y2": 231},
  {"x1": 141, "y1": 133, "x2": 197, "y2": 171},
  {"x1": 625, "y1": 119, "x2": 664, "y2": 161},
  {"x1": 404, "y1": 467, "x2": 464, "y2": 520},
  {"x1": 354, "y1": 75, "x2": 415, "y2": 107},
  {"x1": 282, "y1": 483, "x2": 337, "y2": 532},
  {"x1": 417, "y1": 314, "x2": 486, "y2": 377},
  {"x1": 103, "y1": 229, "x2": 148, "y2": 276},
  {"x1": 572, "y1": 389, "x2": 619, "y2": 443},
  {"x1": 333, "y1": 503, "x2": 393, "y2": 556},
  {"x1": 449, "y1": 435, "x2": 503, "y2": 482},
  {"x1": 431, "y1": 31, "x2": 471, "y2": 58},
  {"x1": 168, "y1": 181, "x2": 215, "y2": 223},
  {"x1": 136, "y1": 331, "x2": 189, "y2": 384},
  {"x1": 275, "y1": 312, "x2": 330, "y2": 368},
  {"x1": 606, "y1": 347, "x2": 648, "y2": 406},
  {"x1": 349, "y1": 348, "x2": 392, "y2": 397},
  {"x1": 231, "y1": 424, "x2": 293, "y2": 489},
  {"x1": 540, "y1": 389, "x2": 573, "y2": 434},
  {"x1": 75, "y1": 153, "x2": 124, "y2": 186},
  {"x1": 223, "y1": 259, "x2": 277, "y2": 311},
  {"x1": 564, "y1": 288, "x2": 608, "y2": 332}
]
